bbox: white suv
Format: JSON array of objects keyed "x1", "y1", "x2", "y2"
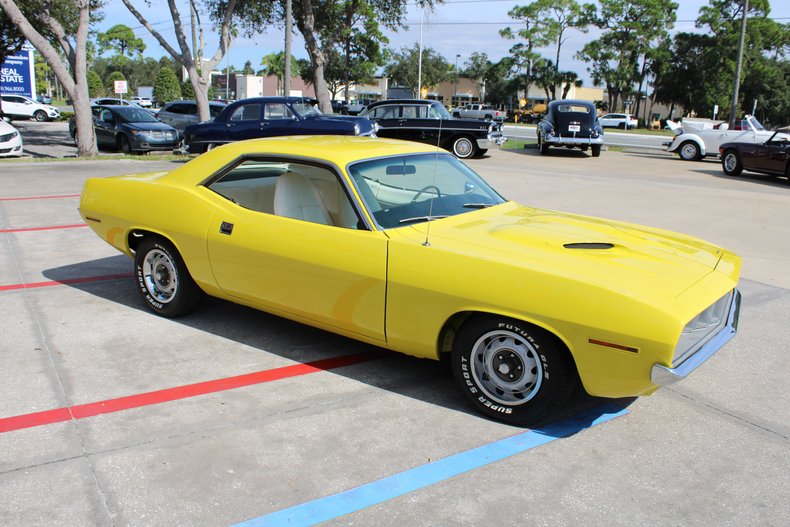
[
  {"x1": 132, "y1": 96, "x2": 153, "y2": 107},
  {"x1": 598, "y1": 113, "x2": 637, "y2": 129},
  {"x1": 0, "y1": 94, "x2": 60, "y2": 121}
]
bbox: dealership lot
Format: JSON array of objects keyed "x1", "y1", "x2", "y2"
[{"x1": 1, "y1": 146, "x2": 789, "y2": 526}]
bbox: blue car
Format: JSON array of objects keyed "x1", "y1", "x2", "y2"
[{"x1": 183, "y1": 97, "x2": 377, "y2": 154}]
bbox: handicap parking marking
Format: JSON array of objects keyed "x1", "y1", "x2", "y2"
[
  {"x1": 233, "y1": 404, "x2": 629, "y2": 527},
  {"x1": 0, "y1": 351, "x2": 385, "y2": 434}
]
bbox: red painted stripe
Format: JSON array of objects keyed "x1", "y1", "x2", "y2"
[
  {"x1": 0, "y1": 351, "x2": 383, "y2": 433},
  {"x1": 0, "y1": 223, "x2": 88, "y2": 233},
  {"x1": 0, "y1": 193, "x2": 81, "y2": 201},
  {"x1": 0, "y1": 273, "x2": 133, "y2": 292}
]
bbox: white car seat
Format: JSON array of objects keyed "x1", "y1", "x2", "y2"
[{"x1": 273, "y1": 172, "x2": 333, "y2": 225}]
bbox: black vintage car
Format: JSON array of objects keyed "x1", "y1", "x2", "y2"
[
  {"x1": 720, "y1": 127, "x2": 790, "y2": 181},
  {"x1": 69, "y1": 105, "x2": 180, "y2": 154},
  {"x1": 537, "y1": 100, "x2": 604, "y2": 157},
  {"x1": 183, "y1": 97, "x2": 377, "y2": 153},
  {"x1": 360, "y1": 99, "x2": 507, "y2": 159}
]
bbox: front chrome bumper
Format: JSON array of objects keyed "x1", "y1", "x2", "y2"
[
  {"x1": 651, "y1": 289, "x2": 741, "y2": 385},
  {"x1": 476, "y1": 133, "x2": 507, "y2": 149}
]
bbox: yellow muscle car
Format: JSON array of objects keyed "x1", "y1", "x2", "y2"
[{"x1": 79, "y1": 136, "x2": 741, "y2": 425}]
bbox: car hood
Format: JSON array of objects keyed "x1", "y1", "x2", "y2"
[{"x1": 398, "y1": 202, "x2": 726, "y2": 300}]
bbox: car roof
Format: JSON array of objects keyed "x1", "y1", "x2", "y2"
[
  {"x1": 548, "y1": 99, "x2": 595, "y2": 109},
  {"x1": 367, "y1": 99, "x2": 437, "y2": 107},
  {"x1": 163, "y1": 99, "x2": 226, "y2": 107},
  {"x1": 160, "y1": 136, "x2": 444, "y2": 186}
]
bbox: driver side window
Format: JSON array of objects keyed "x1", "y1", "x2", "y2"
[{"x1": 206, "y1": 159, "x2": 362, "y2": 229}]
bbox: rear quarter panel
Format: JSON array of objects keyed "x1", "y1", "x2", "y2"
[{"x1": 79, "y1": 173, "x2": 219, "y2": 294}]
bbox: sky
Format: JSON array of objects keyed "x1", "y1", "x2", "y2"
[{"x1": 97, "y1": 0, "x2": 790, "y2": 88}]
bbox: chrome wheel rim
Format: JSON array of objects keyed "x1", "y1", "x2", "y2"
[
  {"x1": 454, "y1": 138, "x2": 473, "y2": 157},
  {"x1": 681, "y1": 143, "x2": 698, "y2": 159},
  {"x1": 142, "y1": 249, "x2": 178, "y2": 304},
  {"x1": 470, "y1": 330, "x2": 543, "y2": 406},
  {"x1": 724, "y1": 153, "x2": 737, "y2": 172}
]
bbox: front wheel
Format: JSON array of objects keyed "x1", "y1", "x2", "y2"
[
  {"x1": 591, "y1": 145, "x2": 601, "y2": 157},
  {"x1": 451, "y1": 316, "x2": 576, "y2": 425},
  {"x1": 722, "y1": 149, "x2": 743, "y2": 176},
  {"x1": 134, "y1": 237, "x2": 203, "y2": 317},
  {"x1": 451, "y1": 136, "x2": 475, "y2": 159},
  {"x1": 118, "y1": 135, "x2": 132, "y2": 154},
  {"x1": 34, "y1": 110, "x2": 48, "y2": 122}
]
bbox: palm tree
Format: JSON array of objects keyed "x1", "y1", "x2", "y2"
[{"x1": 260, "y1": 52, "x2": 301, "y2": 96}]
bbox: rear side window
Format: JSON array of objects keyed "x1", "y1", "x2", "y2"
[{"x1": 230, "y1": 103, "x2": 261, "y2": 122}]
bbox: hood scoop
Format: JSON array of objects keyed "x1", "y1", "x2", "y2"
[{"x1": 563, "y1": 242, "x2": 615, "y2": 250}]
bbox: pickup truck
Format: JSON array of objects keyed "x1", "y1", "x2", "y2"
[{"x1": 452, "y1": 104, "x2": 505, "y2": 121}]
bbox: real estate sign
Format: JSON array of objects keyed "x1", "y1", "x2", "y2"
[{"x1": 0, "y1": 47, "x2": 35, "y2": 99}]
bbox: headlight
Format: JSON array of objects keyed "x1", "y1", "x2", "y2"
[{"x1": 673, "y1": 291, "x2": 733, "y2": 365}]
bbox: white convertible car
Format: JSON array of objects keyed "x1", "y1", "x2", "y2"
[{"x1": 664, "y1": 115, "x2": 774, "y2": 161}]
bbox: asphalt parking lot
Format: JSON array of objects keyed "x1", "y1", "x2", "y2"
[{"x1": 1, "y1": 139, "x2": 789, "y2": 526}]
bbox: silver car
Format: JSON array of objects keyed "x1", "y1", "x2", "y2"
[{"x1": 156, "y1": 100, "x2": 226, "y2": 134}]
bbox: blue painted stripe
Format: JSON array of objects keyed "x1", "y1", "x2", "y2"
[{"x1": 233, "y1": 404, "x2": 628, "y2": 527}]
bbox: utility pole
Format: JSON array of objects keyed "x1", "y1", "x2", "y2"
[
  {"x1": 417, "y1": 8, "x2": 423, "y2": 99},
  {"x1": 728, "y1": 0, "x2": 748, "y2": 128},
  {"x1": 284, "y1": 0, "x2": 292, "y2": 98}
]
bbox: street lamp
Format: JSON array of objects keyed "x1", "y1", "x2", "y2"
[{"x1": 454, "y1": 54, "x2": 461, "y2": 109}]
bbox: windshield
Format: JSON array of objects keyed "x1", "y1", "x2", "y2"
[
  {"x1": 114, "y1": 107, "x2": 159, "y2": 123},
  {"x1": 292, "y1": 101, "x2": 321, "y2": 117},
  {"x1": 747, "y1": 116, "x2": 765, "y2": 131},
  {"x1": 431, "y1": 103, "x2": 452, "y2": 119},
  {"x1": 347, "y1": 153, "x2": 505, "y2": 229}
]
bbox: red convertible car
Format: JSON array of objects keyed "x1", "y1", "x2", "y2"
[{"x1": 720, "y1": 126, "x2": 790, "y2": 181}]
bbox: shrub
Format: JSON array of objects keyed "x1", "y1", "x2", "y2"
[{"x1": 154, "y1": 68, "x2": 181, "y2": 105}]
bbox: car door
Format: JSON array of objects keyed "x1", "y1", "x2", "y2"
[
  {"x1": 709, "y1": 121, "x2": 756, "y2": 152},
  {"x1": 95, "y1": 108, "x2": 117, "y2": 147},
  {"x1": 259, "y1": 102, "x2": 301, "y2": 136},
  {"x1": 755, "y1": 138, "x2": 787, "y2": 173},
  {"x1": 366, "y1": 104, "x2": 402, "y2": 140},
  {"x1": 224, "y1": 102, "x2": 265, "y2": 142},
  {"x1": 203, "y1": 158, "x2": 387, "y2": 341},
  {"x1": 3, "y1": 96, "x2": 28, "y2": 117},
  {"x1": 398, "y1": 104, "x2": 440, "y2": 146}
]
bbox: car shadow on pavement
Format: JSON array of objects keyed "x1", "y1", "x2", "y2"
[
  {"x1": 42, "y1": 255, "x2": 635, "y2": 428},
  {"x1": 508, "y1": 147, "x2": 594, "y2": 159}
]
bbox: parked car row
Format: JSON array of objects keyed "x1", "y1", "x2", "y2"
[
  {"x1": 0, "y1": 119, "x2": 24, "y2": 157},
  {"x1": 0, "y1": 94, "x2": 60, "y2": 122}
]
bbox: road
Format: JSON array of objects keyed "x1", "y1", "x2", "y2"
[{"x1": 503, "y1": 123, "x2": 670, "y2": 150}]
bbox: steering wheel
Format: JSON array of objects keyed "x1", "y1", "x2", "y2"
[{"x1": 411, "y1": 185, "x2": 442, "y2": 203}]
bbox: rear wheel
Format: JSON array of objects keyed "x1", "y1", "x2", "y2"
[
  {"x1": 451, "y1": 316, "x2": 576, "y2": 425},
  {"x1": 678, "y1": 141, "x2": 702, "y2": 161},
  {"x1": 134, "y1": 237, "x2": 203, "y2": 317},
  {"x1": 538, "y1": 134, "x2": 549, "y2": 155},
  {"x1": 722, "y1": 149, "x2": 743, "y2": 176}
]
